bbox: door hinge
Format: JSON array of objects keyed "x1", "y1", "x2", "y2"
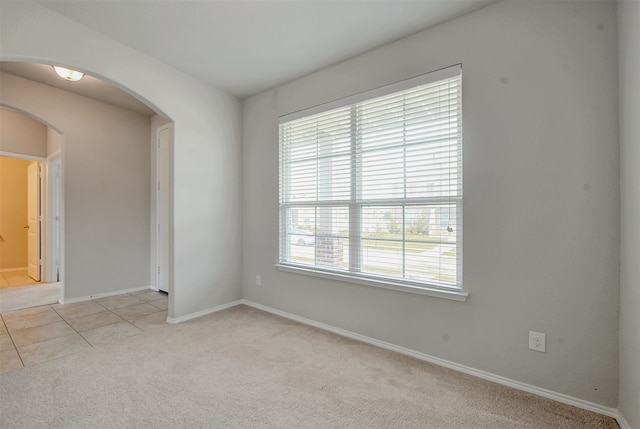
[{"x1": 157, "y1": 266, "x2": 160, "y2": 275}]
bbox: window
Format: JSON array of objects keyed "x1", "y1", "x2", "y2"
[{"x1": 278, "y1": 65, "x2": 463, "y2": 297}]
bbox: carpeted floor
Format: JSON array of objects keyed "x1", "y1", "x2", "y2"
[{"x1": 0, "y1": 305, "x2": 619, "y2": 428}]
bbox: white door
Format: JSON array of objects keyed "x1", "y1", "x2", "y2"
[
  {"x1": 157, "y1": 125, "x2": 170, "y2": 293},
  {"x1": 27, "y1": 162, "x2": 41, "y2": 281}
]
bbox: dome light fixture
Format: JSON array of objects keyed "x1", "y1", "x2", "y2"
[{"x1": 53, "y1": 66, "x2": 84, "y2": 82}]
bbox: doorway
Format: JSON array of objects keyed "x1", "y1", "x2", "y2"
[
  {"x1": 0, "y1": 155, "x2": 40, "y2": 285},
  {"x1": 0, "y1": 152, "x2": 62, "y2": 312}
]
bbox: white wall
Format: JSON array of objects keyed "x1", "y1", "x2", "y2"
[
  {"x1": 242, "y1": 0, "x2": 620, "y2": 407},
  {"x1": 1, "y1": 71, "x2": 151, "y2": 298},
  {"x1": 0, "y1": 0, "x2": 242, "y2": 318},
  {"x1": 618, "y1": 1, "x2": 640, "y2": 427},
  {"x1": 0, "y1": 107, "x2": 46, "y2": 157}
]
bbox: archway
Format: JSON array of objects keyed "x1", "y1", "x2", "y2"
[
  {"x1": 0, "y1": 62, "x2": 173, "y2": 309},
  {"x1": 0, "y1": 106, "x2": 64, "y2": 311},
  {"x1": 2, "y1": 0, "x2": 243, "y2": 321}
]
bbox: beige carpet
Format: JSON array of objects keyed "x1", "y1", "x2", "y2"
[{"x1": 0, "y1": 305, "x2": 618, "y2": 428}]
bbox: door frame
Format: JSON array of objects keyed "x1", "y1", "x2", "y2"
[
  {"x1": 0, "y1": 150, "x2": 63, "y2": 289},
  {"x1": 44, "y1": 151, "x2": 63, "y2": 284},
  {"x1": 26, "y1": 161, "x2": 41, "y2": 281},
  {"x1": 0, "y1": 151, "x2": 44, "y2": 280},
  {"x1": 154, "y1": 123, "x2": 171, "y2": 293}
]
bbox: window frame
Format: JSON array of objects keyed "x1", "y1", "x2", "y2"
[{"x1": 277, "y1": 65, "x2": 467, "y2": 301}]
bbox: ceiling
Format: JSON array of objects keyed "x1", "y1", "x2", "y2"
[
  {"x1": 2, "y1": 1, "x2": 496, "y2": 114},
  {"x1": 35, "y1": 0, "x2": 497, "y2": 100},
  {"x1": 0, "y1": 62, "x2": 155, "y2": 116}
]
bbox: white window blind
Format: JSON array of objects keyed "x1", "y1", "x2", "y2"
[{"x1": 279, "y1": 65, "x2": 462, "y2": 292}]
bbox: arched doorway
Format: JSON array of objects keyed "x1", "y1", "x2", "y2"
[
  {"x1": 0, "y1": 62, "x2": 173, "y2": 309},
  {"x1": 0, "y1": 106, "x2": 64, "y2": 312},
  {"x1": 2, "y1": 3, "x2": 243, "y2": 321}
]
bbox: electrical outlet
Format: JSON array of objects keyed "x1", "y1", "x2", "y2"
[
  {"x1": 529, "y1": 331, "x2": 546, "y2": 353},
  {"x1": 255, "y1": 275, "x2": 261, "y2": 286}
]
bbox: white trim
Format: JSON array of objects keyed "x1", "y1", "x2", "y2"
[
  {"x1": 615, "y1": 413, "x2": 631, "y2": 429},
  {"x1": 0, "y1": 150, "x2": 45, "y2": 161},
  {"x1": 240, "y1": 299, "x2": 621, "y2": 422},
  {"x1": 0, "y1": 267, "x2": 28, "y2": 273},
  {"x1": 56, "y1": 144, "x2": 65, "y2": 302},
  {"x1": 166, "y1": 300, "x2": 242, "y2": 324},
  {"x1": 43, "y1": 153, "x2": 62, "y2": 284},
  {"x1": 60, "y1": 285, "x2": 151, "y2": 305},
  {"x1": 276, "y1": 264, "x2": 469, "y2": 302},
  {"x1": 155, "y1": 123, "x2": 171, "y2": 294}
]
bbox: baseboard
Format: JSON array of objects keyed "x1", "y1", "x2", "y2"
[
  {"x1": 241, "y1": 299, "x2": 623, "y2": 425},
  {"x1": 166, "y1": 300, "x2": 242, "y2": 324},
  {"x1": 0, "y1": 267, "x2": 28, "y2": 273},
  {"x1": 60, "y1": 285, "x2": 151, "y2": 305},
  {"x1": 615, "y1": 413, "x2": 631, "y2": 429}
]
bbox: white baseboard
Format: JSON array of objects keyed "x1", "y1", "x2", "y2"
[
  {"x1": 616, "y1": 413, "x2": 631, "y2": 429},
  {"x1": 60, "y1": 285, "x2": 151, "y2": 305},
  {"x1": 166, "y1": 300, "x2": 242, "y2": 324},
  {"x1": 0, "y1": 267, "x2": 28, "y2": 273},
  {"x1": 241, "y1": 299, "x2": 624, "y2": 425}
]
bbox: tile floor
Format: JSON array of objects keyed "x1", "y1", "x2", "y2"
[
  {"x1": 0, "y1": 282, "x2": 60, "y2": 313},
  {"x1": 0, "y1": 289, "x2": 168, "y2": 374},
  {"x1": 0, "y1": 269, "x2": 40, "y2": 288}
]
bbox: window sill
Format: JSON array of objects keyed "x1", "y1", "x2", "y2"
[{"x1": 275, "y1": 264, "x2": 469, "y2": 302}]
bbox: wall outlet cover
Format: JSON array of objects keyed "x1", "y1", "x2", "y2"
[{"x1": 529, "y1": 331, "x2": 546, "y2": 353}]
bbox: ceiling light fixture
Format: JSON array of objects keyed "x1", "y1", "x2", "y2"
[{"x1": 53, "y1": 66, "x2": 84, "y2": 82}]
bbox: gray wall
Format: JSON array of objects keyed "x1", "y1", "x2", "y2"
[
  {"x1": 242, "y1": 0, "x2": 620, "y2": 406},
  {"x1": 0, "y1": 71, "x2": 151, "y2": 299},
  {"x1": 618, "y1": 1, "x2": 640, "y2": 427},
  {"x1": 0, "y1": 107, "x2": 46, "y2": 157}
]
